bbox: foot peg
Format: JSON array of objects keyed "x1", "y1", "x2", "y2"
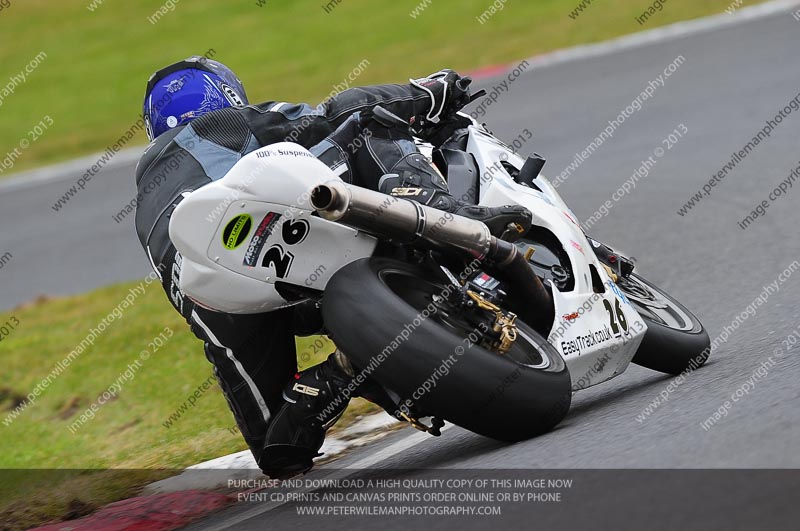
[
  {"x1": 399, "y1": 412, "x2": 445, "y2": 436},
  {"x1": 499, "y1": 221, "x2": 527, "y2": 242}
]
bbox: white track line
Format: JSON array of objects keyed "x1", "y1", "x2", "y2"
[
  {"x1": 2, "y1": 0, "x2": 797, "y2": 194},
  {"x1": 344, "y1": 422, "x2": 456, "y2": 470},
  {"x1": 195, "y1": 424, "x2": 456, "y2": 531}
]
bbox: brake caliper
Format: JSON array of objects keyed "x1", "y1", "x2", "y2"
[{"x1": 466, "y1": 290, "x2": 518, "y2": 355}]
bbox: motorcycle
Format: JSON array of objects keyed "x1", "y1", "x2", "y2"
[{"x1": 169, "y1": 106, "x2": 710, "y2": 442}]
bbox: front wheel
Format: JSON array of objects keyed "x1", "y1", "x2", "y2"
[
  {"x1": 616, "y1": 273, "x2": 710, "y2": 375},
  {"x1": 322, "y1": 258, "x2": 572, "y2": 441}
]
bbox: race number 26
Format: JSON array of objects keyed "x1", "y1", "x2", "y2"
[
  {"x1": 603, "y1": 298, "x2": 628, "y2": 335},
  {"x1": 261, "y1": 219, "x2": 310, "y2": 278}
]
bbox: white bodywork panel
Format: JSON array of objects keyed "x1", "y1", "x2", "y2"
[
  {"x1": 465, "y1": 125, "x2": 647, "y2": 390},
  {"x1": 169, "y1": 144, "x2": 377, "y2": 314},
  {"x1": 170, "y1": 127, "x2": 645, "y2": 391}
]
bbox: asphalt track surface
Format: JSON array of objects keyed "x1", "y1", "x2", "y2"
[{"x1": 2, "y1": 4, "x2": 800, "y2": 530}]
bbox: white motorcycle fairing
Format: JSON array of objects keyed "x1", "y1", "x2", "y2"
[
  {"x1": 172, "y1": 128, "x2": 646, "y2": 392},
  {"x1": 169, "y1": 144, "x2": 377, "y2": 314},
  {"x1": 460, "y1": 123, "x2": 648, "y2": 390}
]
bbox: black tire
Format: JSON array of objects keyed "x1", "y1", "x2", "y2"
[
  {"x1": 616, "y1": 273, "x2": 710, "y2": 375},
  {"x1": 322, "y1": 257, "x2": 572, "y2": 442}
]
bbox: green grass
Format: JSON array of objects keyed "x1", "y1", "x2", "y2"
[
  {"x1": 0, "y1": 281, "x2": 378, "y2": 530},
  {"x1": 0, "y1": 0, "x2": 763, "y2": 176}
]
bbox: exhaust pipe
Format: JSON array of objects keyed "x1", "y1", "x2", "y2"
[
  {"x1": 311, "y1": 180, "x2": 493, "y2": 259},
  {"x1": 311, "y1": 181, "x2": 554, "y2": 331}
]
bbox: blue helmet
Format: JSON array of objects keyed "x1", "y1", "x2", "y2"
[{"x1": 143, "y1": 56, "x2": 249, "y2": 141}]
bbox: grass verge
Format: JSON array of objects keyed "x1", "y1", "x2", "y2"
[
  {"x1": 0, "y1": 0, "x2": 765, "y2": 176},
  {"x1": 0, "y1": 281, "x2": 378, "y2": 530}
]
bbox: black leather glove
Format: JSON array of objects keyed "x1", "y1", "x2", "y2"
[{"x1": 410, "y1": 69, "x2": 472, "y2": 125}]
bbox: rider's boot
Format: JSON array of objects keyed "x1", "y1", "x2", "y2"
[
  {"x1": 376, "y1": 153, "x2": 532, "y2": 242},
  {"x1": 259, "y1": 350, "x2": 354, "y2": 478},
  {"x1": 452, "y1": 204, "x2": 532, "y2": 241}
]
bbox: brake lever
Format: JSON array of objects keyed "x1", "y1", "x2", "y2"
[{"x1": 467, "y1": 89, "x2": 487, "y2": 104}]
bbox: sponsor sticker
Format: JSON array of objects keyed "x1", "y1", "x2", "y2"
[
  {"x1": 243, "y1": 212, "x2": 282, "y2": 266},
  {"x1": 562, "y1": 312, "x2": 580, "y2": 322},
  {"x1": 220, "y1": 83, "x2": 245, "y2": 106},
  {"x1": 164, "y1": 79, "x2": 185, "y2": 94},
  {"x1": 473, "y1": 273, "x2": 500, "y2": 290},
  {"x1": 606, "y1": 280, "x2": 632, "y2": 306},
  {"x1": 222, "y1": 214, "x2": 253, "y2": 250},
  {"x1": 255, "y1": 148, "x2": 315, "y2": 159},
  {"x1": 560, "y1": 326, "x2": 613, "y2": 356}
]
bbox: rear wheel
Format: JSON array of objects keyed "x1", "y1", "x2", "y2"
[
  {"x1": 322, "y1": 257, "x2": 572, "y2": 441},
  {"x1": 616, "y1": 273, "x2": 710, "y2": 375}
]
